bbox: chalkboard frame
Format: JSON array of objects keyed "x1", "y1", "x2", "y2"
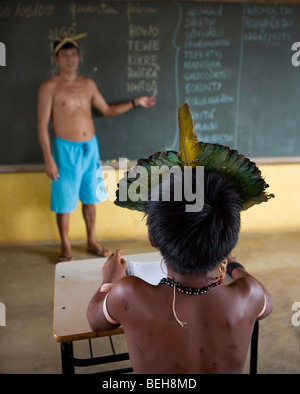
[
  {"x1": 1, "y1": 0, "x2": 300, "y2": 173},
  {"x1": 1, "y1": 156, "x2": 300, "y2": 174}
]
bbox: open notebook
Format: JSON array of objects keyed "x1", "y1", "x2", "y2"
[{"x1": 126, "y1": 260, "x2": 167, "y2": 285}]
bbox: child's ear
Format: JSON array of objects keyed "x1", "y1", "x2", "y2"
[{"x1": 147, "y1": 230, "x2": 155, "y2": 247}]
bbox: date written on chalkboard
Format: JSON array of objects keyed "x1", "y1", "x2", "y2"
[{"x1": 0, "y1": 1, "x2": 54, "y2": 18}]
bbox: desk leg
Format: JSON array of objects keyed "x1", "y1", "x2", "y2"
[
  {"x1": 250, "y1": 320, "x2": 259, "y2": 374},
  {"x1": 61, "y1": 342, "x2": 75, "y2": 375}
]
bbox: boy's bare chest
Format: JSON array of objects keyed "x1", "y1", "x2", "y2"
[{"x1": 53, "y1": 82, "x2": 92, "y2": 111}]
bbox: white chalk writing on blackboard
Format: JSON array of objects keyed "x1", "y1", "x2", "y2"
[
  {"x1": 0, "y1": 1, "x2": 53, "y2": 18},
  {"x1": 184, "y1": 49, "x2": 223, "y2": 61},
  {"x1": 246, "y1": 4, "x2": 293, "y2": 16},
  {"x1": 126, "y1": 3, "x2": 160, "y2": 94},
  {"x1": 127, "y1": 39, "x2": 160, "y2": 52},
  {"x1": 129, "y1": 24, "x2": 159, "y2": 38},
  {"x1": 48, "y1": 22, "x2": 77, "y2": 42},
  {"x1": 126, "y1": 1, "x2": 158, "y2": 22},
  {"x1": 244, "y1": 4, "x2": 293, "y2": 42},
  {"x1": 14, "y1": 1, "x2": 54, "y2": 18},
  {"x1": 70, "y1": 2, "x2": 117, "y2": 20},
  {"x1": 186, "y1": 5, "x2": 222, "y2": 18},
  {"x1": 182, "y1": 3, "x2": 234, "y2": 145}
]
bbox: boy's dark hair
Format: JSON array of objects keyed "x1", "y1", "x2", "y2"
[
  {"x1": 145, "y1": 169, "x2": 242, "y2": 274},
  {"x1": 54, "y1": 41, "x2": 79, "y2": 55}
]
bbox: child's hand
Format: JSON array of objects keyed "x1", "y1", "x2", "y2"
[
  {"x1": 102, "y1": 249, "x2": 126, "y2": 284},
  {"x1": 227, "y1": 254, "x2": 239, "y2": 263}
]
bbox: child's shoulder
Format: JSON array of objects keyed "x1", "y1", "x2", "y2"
[{"x1": 114, "y1": 275, "x2": 156, "y2": 296}]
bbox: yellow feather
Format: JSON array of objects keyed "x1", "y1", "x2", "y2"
[{"x1": 178, "y1": 104, "x2": 200, "y2": 166}]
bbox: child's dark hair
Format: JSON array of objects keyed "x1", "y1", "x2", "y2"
[
  {"x1": 54, "y1": 41, "x2": 79, "y2": 55},
  {"x1": 145, "y1": 168, "x2": 242, "y2": 274}
]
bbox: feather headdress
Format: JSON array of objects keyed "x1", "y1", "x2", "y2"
[
  {"x1": 48, "y1": 33, "x2": 87, "y2": 54},
  {"x1": 115, "y1": 103, "x2": 274, "y2": 212}
]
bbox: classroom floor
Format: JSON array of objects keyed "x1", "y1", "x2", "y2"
[{"x1": 0, "y1": 231, "x2": 299, "y2": 374}]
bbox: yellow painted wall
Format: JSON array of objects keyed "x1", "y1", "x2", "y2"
[
  {"x1": 240, "y1": 163, "x2": 300, "y2": 232},
  {"x1": 0, "y1": 163, "x2": 299, "y2": 244}
]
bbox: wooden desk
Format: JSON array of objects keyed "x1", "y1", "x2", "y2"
[
  {"x1": 53, "y1": 252, "x2": 258, "y2": 374},
  {"x1": 53, "y1": 252, "x2": 161, "y2": 374}
]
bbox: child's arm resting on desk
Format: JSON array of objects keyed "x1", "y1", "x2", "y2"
[{"x1": 87, "y1": 249, "x2": 126, "y2": 332}]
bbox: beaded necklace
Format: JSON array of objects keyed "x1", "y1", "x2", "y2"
[
  {"x1": 159, "y1": 277, "x2": 223, "y2": 295},
  {"x1": 159, "y1": 277, "x2": 223, "y2": 327}
]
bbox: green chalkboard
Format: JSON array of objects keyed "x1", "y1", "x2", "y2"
[{"x1": 1, "y1": 1, "x2": 300, "y2": 167}]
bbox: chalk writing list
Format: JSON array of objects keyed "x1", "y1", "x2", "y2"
[
  {"x1": 182, "y1": 3, "x2": 235, "y2": 146},
  {"x1": 126, "y1": 2, "x2": 160, "y2": 94},
  {"x1": 244, "y1": 4, "x2": 293, "y2": 42}
]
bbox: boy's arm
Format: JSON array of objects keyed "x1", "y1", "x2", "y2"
[
  {"x1": 227, "y1": 255, "x2": 273, "y2": 320},
  {"x1": 90, "y1": 79, "x2": 156, "y2": 117},
  {"x1": 87, "y1": 249, "x2": 126, "y2": 331},
  {"x1": 37, "y1": 82, "x2": 59, "y2": 181}
]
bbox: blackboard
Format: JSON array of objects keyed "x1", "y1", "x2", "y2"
[{"x1": 1, "y1": 0, "x2": 300, "y2": 167}]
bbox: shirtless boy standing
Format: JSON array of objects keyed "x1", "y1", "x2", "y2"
[{"x1": 37, "y1": 38, "x2": 155, "y2": 261}]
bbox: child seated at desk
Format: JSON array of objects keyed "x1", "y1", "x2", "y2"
[{"x1": 87, "y1": 168, "x2": 273, "y2": 374}]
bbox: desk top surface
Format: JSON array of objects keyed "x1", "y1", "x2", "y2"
[{"x1": 53, "y1": 252, "x2": 161, "y2": 343}]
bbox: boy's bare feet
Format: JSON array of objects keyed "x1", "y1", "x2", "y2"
[
  {"x1": 87, "y1": 242, "x2": 111, "y2": 257},
  {"x1": 59, "y1": 243, "x2": 74, "y2": 262}
]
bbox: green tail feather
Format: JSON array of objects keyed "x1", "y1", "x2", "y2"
[
  {"x1": 115, "y1": 151, "x2": 184, "y2": 212},
  {"x1": 114, "y1": 104, "x2": 274, "y2": 212}
]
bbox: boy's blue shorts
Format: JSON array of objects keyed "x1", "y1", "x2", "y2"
[{"x1": 50, "y1": 136, "x2": 107, "y2": 213}]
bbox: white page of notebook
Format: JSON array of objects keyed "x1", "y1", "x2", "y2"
[{"x1": 127, "y1": 260, "x2": 167, "y2": 285}]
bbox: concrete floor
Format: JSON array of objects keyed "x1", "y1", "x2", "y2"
[{"x1": 0, "y1": 231, "x2": 300, "y2": 374}]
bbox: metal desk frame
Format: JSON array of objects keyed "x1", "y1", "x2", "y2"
[{"x1": 59, "y1": 321, "x2": 259, "y2": 375}]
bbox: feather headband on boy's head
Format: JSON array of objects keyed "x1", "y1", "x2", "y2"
[
  {"x1": 48, "y1": 33, "x2": 87, "y2": 54},
  {"x1": 115, "y1": 103, "x2": 275, "y2": 213}
]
